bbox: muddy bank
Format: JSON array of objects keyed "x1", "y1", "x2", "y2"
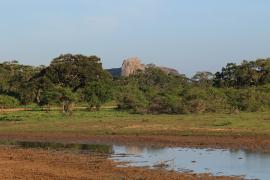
[
  {"x1": 0, "y1": 147, "x2": 241, "y2": 180},
  {"x1": 0, "y1": 132, "x2": 269, "y2": 153}
]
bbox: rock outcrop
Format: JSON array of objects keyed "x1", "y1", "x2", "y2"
[
  {"x1": 121, "y1": 57, "x2": 145, "y2": 77},
  {"x1": 106, "y1": 57, "x2": 179, "y2": 77}
]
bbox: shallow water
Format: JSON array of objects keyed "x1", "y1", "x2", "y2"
[
  {"x1": 110, "y1": 145, "x2": 270, "y2": 180},
  {"x1": 2, "y1": 140, "x2": 269, "y2": 179}
]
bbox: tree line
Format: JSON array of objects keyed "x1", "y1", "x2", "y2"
[{"x1": 0, "y1": 54, "x2": 270, "y2": 114}]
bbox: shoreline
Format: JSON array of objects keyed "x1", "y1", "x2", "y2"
[
  {"x1": 0, "y1": 133, "x2": 269, "y2": 153},
  {"x1": 0, "y1": 146, "x2": 242, "y2": 180}
]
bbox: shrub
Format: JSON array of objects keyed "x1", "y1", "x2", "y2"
[
  {"x1": 225, "y1": 87, "x2": 270, "y2": 112},
  {"x1": 116, "y1": 84, "x2": 148, "y2": 114},
  {"x1": 148, "y1": 94, "x2": 186, "y2": 114},
  {"x1": 39, "y1": 86, "x2": 78, "y2": 114},
  {"x1": 82, "y1": 81, "x2": 112, "y2": 111},
  {"x1": 181, "y1": 87, "x2": 229, "y2": 113},
  {"x1": 0, "y1": 95, "x2": 19, "y2": 109}
]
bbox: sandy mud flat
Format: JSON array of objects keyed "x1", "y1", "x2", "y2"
[{"x1": 0, "y1": 147, "x2": 241, "y2": 180}]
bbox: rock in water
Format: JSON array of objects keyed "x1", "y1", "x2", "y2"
[{"x1": 121, "y1": 57, "x2": 145, "y2": 76}]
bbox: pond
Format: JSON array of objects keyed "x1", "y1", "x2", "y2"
[{"x1": 110, "y1": 145, "x2": 270, "y2": 180}]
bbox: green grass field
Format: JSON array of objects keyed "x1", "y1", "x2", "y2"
[{"x1": 0, "y1": 109, "x2": 270, "y2": 137}]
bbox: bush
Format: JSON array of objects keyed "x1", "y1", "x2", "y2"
[
  {"x1": 225, "y1": 87, "x2": 270, "y2": 112},
  {"x1": 181, "y1": 87, "x2": 230, "y2": 113},
  {"x1": 39, "y1": 86, "x2": 78, "y2": 114},
  {"x1": 0, "y1": 95, "x2": 19, "y2": 109},
  {"x1": 82, "y1": 81, "x2": 112, "y2": 111},
  {"x1": 116, "y1": 84, "x2": 148, "y2": 114},
  {"x1": 148, "y1": 94, "x2": 186, "y2": 114}
]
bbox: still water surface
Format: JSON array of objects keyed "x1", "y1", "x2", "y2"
[{"x1": 110, "y1": 145, "x2": 270, "y2": 180}]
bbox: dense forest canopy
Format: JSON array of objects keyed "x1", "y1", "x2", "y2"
[{"x1": 0, "y1": 54, "x2": 270, "y2": 114}]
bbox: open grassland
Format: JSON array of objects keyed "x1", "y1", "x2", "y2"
[{"x1": 0, "y1": 109, "x2": 270, "y2": 137}]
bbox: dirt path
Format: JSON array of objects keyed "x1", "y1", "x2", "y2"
[
  {"x1": 0, "y1": 132, "x2": 270, "y2": 153},
  {"x1": 0, "y1": 147, "x2": 241, "y2": 180},
  {"x1": 0, "y1": 108, "x2": 31, "y2": 113}
]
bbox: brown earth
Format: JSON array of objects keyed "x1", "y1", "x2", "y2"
[
  {"x1": 0, "y1": 132, "x2": 269, "y2": 153},
  {"x1": 0, "y1": 147, "x2": 241, "y2": 180}
]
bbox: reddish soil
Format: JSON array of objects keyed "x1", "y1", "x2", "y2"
[{"x1": 0, "y1": 147, "x2": 241, "y2": 180}]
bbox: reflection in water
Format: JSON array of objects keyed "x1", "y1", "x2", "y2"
[
  {"x1": 125, "y1": 146, "x2": 146, "y2": 154},
  {"x1": 0, "y1": 140, "x2": 113, "y2": 154},
  {"x1": 111, "y1": 145, "x2": 270, "y2": 180}
]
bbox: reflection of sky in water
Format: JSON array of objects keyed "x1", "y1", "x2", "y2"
[{"x1": 110, "y1": 145, "x2": 270, "y2": 180}]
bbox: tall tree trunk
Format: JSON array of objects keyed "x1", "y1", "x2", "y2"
[{"x1": 35, "y1": 88, "x2": 41, "y2": 104}]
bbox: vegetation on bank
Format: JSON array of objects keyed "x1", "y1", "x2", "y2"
[
  {"x1": 0, "y1": 55, "x2": 270, "y2": 114},
  {"x1": 0, "y1": 109, "x2": 270, "y2": 136}
]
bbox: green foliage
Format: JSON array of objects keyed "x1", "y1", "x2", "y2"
[
  {"x1": 116, "y1": 63, "x2": 270, "y2": 114},
  {"x1": 148, "y1": 94, "x2": 185, "y2": 114},
  {"x1": 41, "y1": 54, "x2": 112, "y2": 91},
  {"x1": 0, "y1": 115, "x2": 22, "y2": 122},
  {"x1": 56, "y1": 87, "x2": 78, "y2": 114},
  {"x1": 181, "y1": 87, "x2": 229, "y2": 113},
  {"x1": 39, "y1": 89, "x2": 61, "y2": 106},
  {"x1": 0, "y1": 55, "x2": 270, "y2": 115},
  {"x1": 116, "y1": 83, "x2": 149, "y2": 114},
  {"x1": 116, "y1": 68, "x2": 186, "y2": 114},
  {"x1": 39, "y1": 86, "x2": 78, "y2": 114},
  {"x1": 225, "y1": 87, "x2": 270, "y2": 112},
  {"x1": 214, "y1": 58, "x2": 270, "y2": 87},
  {"x1": 82, "y1": 81, "x2": 112, "y2": 111},
  {"x1": 192, "y1": 71, "x2": 214, "y2": 87},
  {"x1": 0, "y1": 61, "x2": 41, "y2": 104},
  {"x1": 0, "y1": 95, "x2": 19, "y2": 109}
]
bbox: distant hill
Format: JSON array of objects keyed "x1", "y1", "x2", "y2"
[{"x1": 106, "y1": 68, "x2": 121, "y2": 77}]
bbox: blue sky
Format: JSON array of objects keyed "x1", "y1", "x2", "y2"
[{"x1": 0, "y1": 0, "x2": 270, "y2": 76}]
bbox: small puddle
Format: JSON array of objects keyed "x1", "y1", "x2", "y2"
[
  {"x1": 1, "y1": 140, "x2": 270, "y2": 180},
  {"x1": 110, "y1": 145, "x2": 270, "y2": 180}
]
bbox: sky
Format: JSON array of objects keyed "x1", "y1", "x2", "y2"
[{"x1": 0, "y1": 0, "x2": 270, "y2": 76}]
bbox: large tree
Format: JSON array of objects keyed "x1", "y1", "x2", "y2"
[
  {"x1": 0, "y1": 61, "x2": 41, "y2": 104},
  {"x1": 43, "y1": 54, "x2": 112, "y2": 91},
  {"x1": 31, "y1": 54, "x2": 112, "y2": 106}
]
